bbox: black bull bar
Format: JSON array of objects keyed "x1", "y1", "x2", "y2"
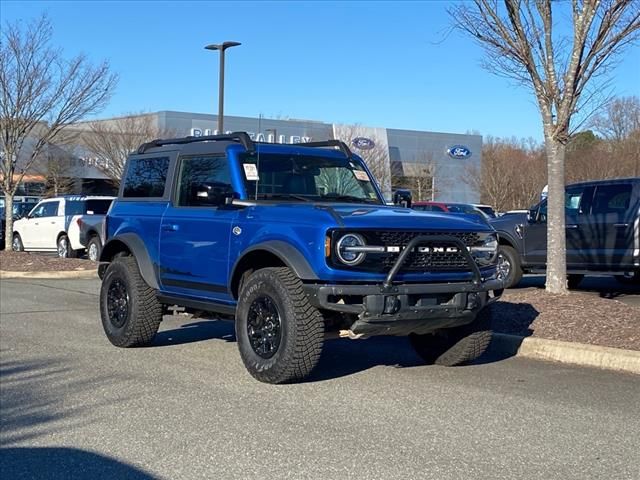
[{"x1": 303, "y1": 235, "x2": 503, "y2": 335}]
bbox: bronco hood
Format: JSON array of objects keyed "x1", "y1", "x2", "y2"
[
  {"x1": 244, "y1": 203, "x2": 493, "y2": 232},
  {"x1": 328, "y1": 204, "x2": 492, "y2": 231}
]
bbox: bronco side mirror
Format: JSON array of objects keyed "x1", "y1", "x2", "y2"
[
  {"x1": 393, "y1": 189, "x2": 412, "y2": 208},
  {"x1": 527, "y1": 208, "x2": 537, "y2": 222},
  {"x1": 191, "y1": 182, "x2": 234, "y2": 207}
]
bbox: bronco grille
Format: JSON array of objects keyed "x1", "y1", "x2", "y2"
[{"x1": 332, "y1": 230, "x2": 483, "y2": 273}]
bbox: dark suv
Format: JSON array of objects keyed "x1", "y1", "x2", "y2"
[
  {"x1": 98, "y1": 133, "x2": 504, "y2": 383},
  {"x1": 491, "y1": 178, "x2": 640, "y2": 288}
]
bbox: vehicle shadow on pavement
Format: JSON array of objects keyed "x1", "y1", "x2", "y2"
[
  {"x1": 307, "y1": 336, "x2": 424, "y2": 382},
  {"x1": 153, "y1": 320, "x2": 236, "y2": 346},
  {"x1": 0, "y1": 447, "x2": 158, "y2": 480},
  {"x1": 474, "y1": 301, "x2": 539, "y2": 365}
]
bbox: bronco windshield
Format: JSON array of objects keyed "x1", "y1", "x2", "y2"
[{"x1": 240, "y1": 153, "x2": 383, "y2": 204}]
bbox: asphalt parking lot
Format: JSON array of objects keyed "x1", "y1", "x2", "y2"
[{"x1": 1, "y1": 277, "x2": 639, "y2": 480}]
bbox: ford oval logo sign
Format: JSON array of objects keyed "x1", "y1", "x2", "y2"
[
  {"x1": 447, "y1": 145, "x2": 472, "y2": 159},
  {"x1": 352, "y1": 137, "x2": 376, "y2": 150}
]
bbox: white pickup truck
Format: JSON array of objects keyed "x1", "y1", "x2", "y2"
[{"x1": 12, "y1": 195, "x2": 114, "y2": 258}]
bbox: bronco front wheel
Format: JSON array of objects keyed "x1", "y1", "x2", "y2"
[
  {"x1": 409, "y1": 310, "x2": 492, "y2": 366},
  {"x1": 236, "y1": 267, "x2": 324, "y2": 384}
]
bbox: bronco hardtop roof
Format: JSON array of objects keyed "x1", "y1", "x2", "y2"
[{"x1": 136, "y1": 131, "x2": 354, "y2": 158}]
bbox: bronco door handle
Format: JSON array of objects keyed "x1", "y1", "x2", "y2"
[
  {"x1": 162, "y1": 224, "x2": 179, "y2": 232},
  {"x1": 566, "y1": 224, "x2": 578, "y2": 229},
  {"x1": 614, "y1": 223, "x2": 629, "y2": 228}
]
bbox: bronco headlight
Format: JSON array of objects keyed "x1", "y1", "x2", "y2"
[
  {"x1": 336, "y1": 233, "x2": 367, "y2": 266},
  {"x1": 469, "y1": 233, "x2": 498, "y2": 266}
]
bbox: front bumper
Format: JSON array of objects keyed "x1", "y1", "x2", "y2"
[
  {"x1": 304, "y1": 279, "x2": 503, "y2": 336},
  {"x1": 304, "y1": 234, "x2": 504, "y2": 336}
]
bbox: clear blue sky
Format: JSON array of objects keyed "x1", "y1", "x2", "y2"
[{"x1": 2, "y1": 0, "x2": 639, "y2": 141}]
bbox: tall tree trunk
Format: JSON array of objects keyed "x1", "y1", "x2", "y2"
[
  {"x1": 4, "y1": 193, "x2": 14, "y2": 250},
  {"x1": 544, "y1": 135, "x2": 567, "y2": 293}
]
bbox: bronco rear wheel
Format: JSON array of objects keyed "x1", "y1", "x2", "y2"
[
  {"x1": 409, "y1": 310, "x2": 492, "y2": 366},
  {"x1": 236, "y1": 267, "x2": 324, "y2": 384},
  {"x1": 100, "y1": 256, "x2": 163, "y2": 347}
]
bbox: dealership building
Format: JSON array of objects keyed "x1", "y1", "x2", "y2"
[
  {"x1": 24, "y1": 111, "x2": 482, "y2": 202},
  {"x1": 148, "y1": 111, "x2": 482, "y2": 202}
]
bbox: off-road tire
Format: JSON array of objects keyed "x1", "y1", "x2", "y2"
[
  {"x1": 87, "y1": 236, "x2": 102, "y2": 262},
  {"x1": 236, "y1": 267, "x2": 324, "y2": 384},
  {"x1": 567, "y1": 274, "x2": 584, "y2": 289},
  {"x1": 100, "y1": 256, "x2": 163, "y2": 347},
  {"x1": 57, "y1": 234, "x2": 77, "y2": 258},
  {"x1": 12, "y1": 234, "x2": 24, "y2": 252},
  {"x1": 409, "y1": 309, "x2": 492, "y2": 366},
  {"x1": 497, "y1": 245, "x2": 523, "y2": 288}
]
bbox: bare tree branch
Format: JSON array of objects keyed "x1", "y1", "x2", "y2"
[
  {"x1": 449, "y1": 0, "x2": 640, "y2": 293},
  {"x1": 0, "y1": 15, "x2": 117, "y2": 248},
  {"x1": 71, "y1": 113, "x2": 174, "y2": 185}
]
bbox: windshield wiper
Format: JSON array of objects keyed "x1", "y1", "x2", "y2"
[
  {"x1": 257, "y1": 193, "x2": 313, "y2": 202},
  {"x1": 319, "y1": 193, "x2": 379, "y2": 204}
]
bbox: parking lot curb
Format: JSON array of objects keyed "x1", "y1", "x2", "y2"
[
  {"x1": 491, "y1": 333, "x2": 640, "y2": 375},
  {"x1": 0, "y1": 269, "x2": 98, "y2": 279}
]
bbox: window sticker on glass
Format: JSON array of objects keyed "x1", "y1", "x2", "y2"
[
  {"x1": 353, "y1": 170, "x2": 370, "y2": 182},
  {"x1": 243, "y1": 163, "x2": 259, "y2": 181}
]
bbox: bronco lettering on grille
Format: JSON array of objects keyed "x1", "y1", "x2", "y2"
[{"x1": 385, "y1": 246, "x2": 460, "y2": 253}]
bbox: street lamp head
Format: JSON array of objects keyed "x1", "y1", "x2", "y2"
[{"x1": 204, "y1": 41, "x2": 241, "y2": 51}]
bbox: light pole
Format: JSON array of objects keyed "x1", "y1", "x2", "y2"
[
  {"x1": 265, "y1": 128, "x2": 277, "y2": 143},
  {"x1": 204, "y1": 41, "x2": 241, "y2": 134}
]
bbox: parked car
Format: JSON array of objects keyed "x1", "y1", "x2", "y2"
[
  {"x1": 78, "y1": 217, "x2": 107, "y2": 261},
  {"x1": 473, "y1": 204, "x2": 498, "y2": 218},
  {"x1": 490, "y1": 177, "x2": 640, "y2": 288},
  {"x1": 12, "y1": 195, "x2": 114, "y2": 257},
  {"x1": 499, "y1": 209, "x2": 530, "y2": 217},
  {"x1": 413, "y1": 201, "x2": 491, "y2": 221},
  {"x1": 98, "y1": 132, "x2": 504, "y2": 383},
  {"x1": 0, "y1": 197, "x2": 41, "y2": 249}
]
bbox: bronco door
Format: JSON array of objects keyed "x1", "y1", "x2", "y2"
[{"x1": 159, "y1": 153, "x2": 238, "y2": 302}]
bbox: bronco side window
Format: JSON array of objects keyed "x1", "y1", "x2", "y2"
[
  {"x1": 176, "y1": 155, "x2": 232, "y2": 207},
  {"x1": 123, "y1": 157, "x2": 170, "y2": 198}
]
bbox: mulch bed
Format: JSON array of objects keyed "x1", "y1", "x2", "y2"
[
  {"x1": 490, "y1": 289, "x2": 640, "y2": 351},
  {"x1": 0, "y1": 251, "x2": 96, "y2": 272}
]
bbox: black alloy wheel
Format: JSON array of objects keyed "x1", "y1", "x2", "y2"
[
  {"x1": 247, "y1": 295, "x2": 282, "y2": 359},
  {"x1": 107, "y1": 279, "x2": 129, "y2": 328}
]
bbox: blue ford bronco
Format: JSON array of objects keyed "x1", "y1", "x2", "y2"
[{"x1": 98, "y1": 133, "x2": 503, "y2": 383}]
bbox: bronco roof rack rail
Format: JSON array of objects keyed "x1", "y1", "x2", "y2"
[
  {"x1": 137, "y1": 132, "x2": 255, "y2": 154},
  {"x1": 293, "y1": 140, "x2": 353, "y2": 158}
]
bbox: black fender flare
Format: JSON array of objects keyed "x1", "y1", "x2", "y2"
[
  {"x1": 496, "y1": 230, "x2": 521, "y2": 251},
  {"x1": 99, "y1": 233, "x2": 159, "y2": 289},
  {"x1": 231, "y1": 240, "x2": 319, "y2": 282}
]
